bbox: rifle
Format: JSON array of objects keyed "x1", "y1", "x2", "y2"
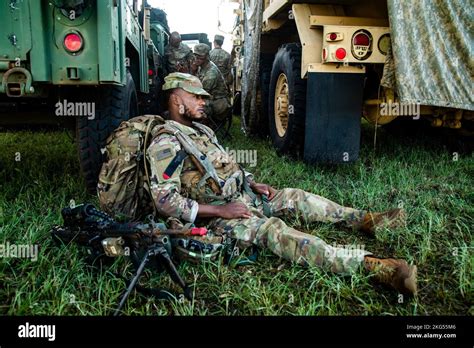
[{"x1": 51, "y1": 203, "x2": 209, "y2": 316}]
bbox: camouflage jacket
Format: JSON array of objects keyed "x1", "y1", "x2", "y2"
[
  {"x1": 146, "y1": 120, "x2": 253, "y2": 223},
  {"x1": 210, "y1": 48, "x2": 232, "y2": 78},
  {"x1": 197, "y1": 61, "x2": 229, "y2": 101},
  {"x1": 164, "y1": 42, "x2": 194, "y2": 74}
]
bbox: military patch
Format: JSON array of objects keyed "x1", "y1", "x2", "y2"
[
  {"x1": 156, "y1": 148, "x2": 173, "y2": 161},
  {"x1": 163, "y1": 149, "x2": 188, "y2": 180}
]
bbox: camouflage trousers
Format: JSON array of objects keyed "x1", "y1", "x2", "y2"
[{"x1": 208, "y1": 188, "x2": 372, "y2": 274}]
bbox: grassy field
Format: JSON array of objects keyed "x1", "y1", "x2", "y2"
[{"x1": 0, "y1": 119, "x2": 472, "y2": 316}]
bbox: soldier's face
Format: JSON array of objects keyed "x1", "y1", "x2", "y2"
[
  {"x1": 194, "y1": 54, "x2": 207, "y2": 67},
  {"x1": 178, "y1": 91, "x2": 207, "y2": 120},
  {"x1": 170, "y1": 37, "x2": 181, "y2": 48}
]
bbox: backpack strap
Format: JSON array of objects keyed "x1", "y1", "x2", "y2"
[{"x1": 143, "y1": 118, "x2": 162, "y2": 217}]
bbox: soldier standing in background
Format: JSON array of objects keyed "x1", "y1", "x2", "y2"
[
  {"x1": 164, "y1": 32, "x2": 194, "y2": 74},
  {"x1": 193, "y1": 44, "x2": 231, "y2": 125},
  {"x1": 146, "y1": 72, "x2": 418, "y2": 296},
  {"x1": 210, "y1": 34, "x2": 233, "y2": 89}
]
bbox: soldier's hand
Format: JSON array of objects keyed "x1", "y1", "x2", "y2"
[
  {"x1": 190, "y1": 62, "x2": 198, "y2": 75},
  {"x1": 250, "y1": 183, "x2": 277, "y2": 200},
  {"x1": 219, "y1": 203, "x2": 252, "y2": 219}
]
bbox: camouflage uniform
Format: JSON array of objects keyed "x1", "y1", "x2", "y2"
[
  {"x1": 147, "y1": 73, "x2": 372, "y2": 274},
  {"x1": 164, "y1": 42, "x2": 194, "y2": 74},
  {"x1": 210, "y1": 47, "x2": 233, "y2": 87},
  {"x1": 194, "y1": 44, "x2": 231, "y2": 123}
]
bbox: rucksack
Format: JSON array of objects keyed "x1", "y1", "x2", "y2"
[
  {"x1": 97, "y1": 115, "x2": 225, "y2": 221},
  {"x1": 97, "y1": 115, "x2": 260, "y2": 265},
  {"x1": 97, "y1": 115, "x2": 166, "y2": 221}
]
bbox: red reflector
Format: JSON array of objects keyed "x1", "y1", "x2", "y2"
[
  {"x1": 353, "y1": 33, "x2": 370, "y2": 46},
  {"x1": 191, "y1": 227, "x2": 208, "y2": 236},
  {"x1": 148, "y1": 69, "x2": 154, "y2": 76},
  {"x1": 64, "y1": 33, "x2": 83, "y2": 53},
  {"x1": 336, "y1": 48, "x2": 346, "y2": 60},
  {"x1": 329, "y1": 33, "x2": 337, "y2": 41}
]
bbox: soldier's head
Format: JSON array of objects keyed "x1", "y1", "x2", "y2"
[
  {"x1": 163, "y1": 73, "x2": 210, "y2": 124},
  {"x1": 169, "y1": 32, "x2": 182, "y2": 48},
  {"x1": 214, "y1": 34, "x2": 225, "y2": 48},
  {"x1": 193, "y1": 44, "x2": 210, "y2": 67}
]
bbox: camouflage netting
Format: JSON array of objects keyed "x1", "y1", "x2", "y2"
[
  {"x1": 241, "y1": 0, "x2": 263, "y2": 133},
  {"x1": 384, "y1": 0, "x2": 473, "y2": 110}
]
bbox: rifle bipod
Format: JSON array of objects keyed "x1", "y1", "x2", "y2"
[{"x1": 113, "y1": 243, "x2": 193, "y2": 316}]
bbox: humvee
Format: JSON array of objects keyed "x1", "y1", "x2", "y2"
[{"x1": 0, "y1": 0, "x2": 170, "y2": 191}]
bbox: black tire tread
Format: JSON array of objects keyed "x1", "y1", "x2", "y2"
[
  {"x1": 77, "y1": 72, "x2": 137, "y2": 193},
  {"x1": 268, "y1": 43, "x2": 307, "y2": 155}
]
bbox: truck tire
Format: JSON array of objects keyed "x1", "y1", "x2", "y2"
[
  {"x1": 77, "y1": 72, "x2": 138, "y2": 193},
  {"x1": 268, "y1": 44, "x2": 306, "y2": 155},
  {"x1": 255, "y1": 54, "x2": 273, "y2": 136}
]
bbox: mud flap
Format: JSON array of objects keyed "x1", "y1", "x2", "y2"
[{"x1": 304, "y1": 72, "x2": 365, "y2": 164}]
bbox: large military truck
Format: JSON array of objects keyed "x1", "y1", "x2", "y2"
[
  {"x1": 0, "y1": 0, "x2": 169, "y2": 191},
  {"x1": 232, "y1": 0, "x2": 473, "y2": 163}
]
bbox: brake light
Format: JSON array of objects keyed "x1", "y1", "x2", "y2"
[
  {"x1": 326, "y1": 32, "x2": 343, "y2": 42},
  {"x1": 352, "y1": 30, "x2": 372, "y2": 60},
  {"x1": 148, "y1": 69, "x2": 154, "y2": 76},
  {"x1": 335, "y1": 48, "x2": 346, "y2": 60},
  {"x1": 64, "y1": 33, "x2": 83, "y2": 53},
  {"x1": 353, "y1": 33, "x2": 370, "y2": 46}
]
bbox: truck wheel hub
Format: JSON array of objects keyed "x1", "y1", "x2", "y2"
[{"x1": 275, "y1": 73, "x2": 290, "y2": 137}]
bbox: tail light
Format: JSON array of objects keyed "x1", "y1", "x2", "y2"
[
  {"x1": 335, "y1": 48, "x2": 346, "y2": 61},
  {"x1": 322, "y1": 48, "x2": 328, "y2": 61},
  {"x1": 63, "y1": 33, "x2": 83, "y2": 53},
  {"x1": 326, "y1": 32, "x2": 343, "y2": 42},
  {"x1": 352, "y1": 30, "x2": 372, "y2": 60},
  {"x1": 148, "y1": 69, "x2": 154, "y2": 76}
]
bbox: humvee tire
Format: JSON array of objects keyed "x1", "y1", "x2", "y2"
[
  {"x1": 77, "y1": 72, "x2": 138, "y2": 193},
  {"x1": 268, "y1": 44, "x2": 306, "y2": 155}
]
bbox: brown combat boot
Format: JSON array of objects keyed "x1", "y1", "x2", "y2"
[
  {"x1": 364, "y1": 256, "x2": 417, "y2": 295},
  {"x1": 359, "y1": 208, "x2": 406, "y2": 236}
]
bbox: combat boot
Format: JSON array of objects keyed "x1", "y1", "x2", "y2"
[
  {"x1": 359, "y1": 208, "x2": 406, "y2": 236},
  {"x1": 364, "y1": 256, "x2": 417, "y2": 295}
]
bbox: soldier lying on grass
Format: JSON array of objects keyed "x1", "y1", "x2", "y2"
[{"x1": 145, "y1": 72, "x2": 417, "y2": 295}]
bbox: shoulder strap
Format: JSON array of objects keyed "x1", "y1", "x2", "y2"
[{"x1": 143, "y1": 118, "x2": 162, "y2": 217}]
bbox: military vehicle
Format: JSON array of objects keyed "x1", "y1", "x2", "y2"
[
  {"x1": 181, "y1": 33, "x2": 212, "y2": 51},
  {"x1": 0, "y1": 0, "x2": 170, "y2": 191},
  {"x1": 231, "y1": 0, "x2": 473, "y2": 163}
]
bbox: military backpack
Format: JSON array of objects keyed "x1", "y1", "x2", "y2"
[{"x1": 97, "y1": 115, "x2": 166, "y2": 221}]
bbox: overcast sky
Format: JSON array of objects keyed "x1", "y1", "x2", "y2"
[{"x1": 148, "y1": 0, "x2": 239, "y2": 52}]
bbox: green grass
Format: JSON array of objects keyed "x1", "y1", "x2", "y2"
[{"x1": 0, "y1": 120, "x2": 472, "y2": 315}]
